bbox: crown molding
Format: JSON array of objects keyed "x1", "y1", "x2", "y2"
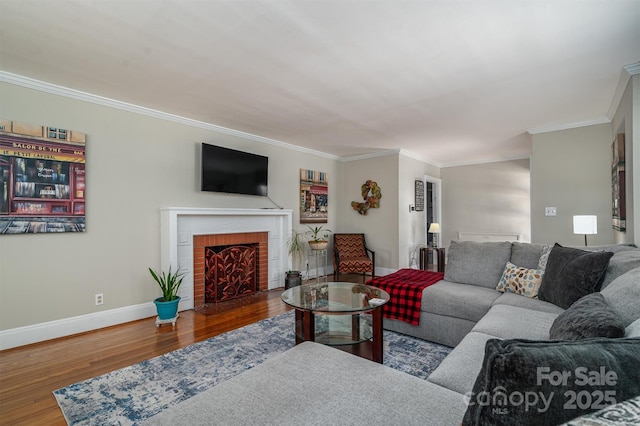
[
  {"x1": 338, "y1": 148, "x2": 402, "y2": 162},
  {"x1": 606, "y1": 62, "x2": 640, "y2": 119},
  {"x1": 624, "y1": 62, "x2": 640, "y2": 76},
  {"x1": 527, "y1": 117, "x2": 610, "y2": 135},
  {"x1": 440, "y1": 154, "x2": 532, "y2": 169},
  {"x1": 0, "y1": 71, "x2": 340, "y2": 161}
]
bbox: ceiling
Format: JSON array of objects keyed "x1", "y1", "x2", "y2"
[{"x1": 1, "y1": 0, "x2": 639, "y2": 166}]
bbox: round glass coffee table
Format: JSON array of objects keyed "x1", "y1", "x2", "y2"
[{"x1": 281, "y1": 282, "x2": 390, "y2": 363}]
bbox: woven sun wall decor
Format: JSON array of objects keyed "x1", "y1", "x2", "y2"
[{"x1": 351, "y1": 180, "x2": 381, "y2": 215}]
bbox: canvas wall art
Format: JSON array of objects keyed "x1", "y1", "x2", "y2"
[
  {"x1": 612, "y1": 133, "x2": 625, "y2": 232},
  {"x1": 0, "y1": 119, "x2": 86, "y2": 234},
  {"x1": 300, "y1": 169, "x2": 328, "y2": 224}
]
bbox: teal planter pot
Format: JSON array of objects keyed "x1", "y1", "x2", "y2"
[{"x1": 154, "y1": 296, "x2": 181, "y2": 320}]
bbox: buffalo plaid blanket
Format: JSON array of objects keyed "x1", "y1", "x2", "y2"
[{"x1": 366, "y1": 268, "x2": 444, "y2": 325}]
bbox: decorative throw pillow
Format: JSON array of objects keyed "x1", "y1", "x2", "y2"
[
  {"x1": 625, "y1": 318, "x2": 640, "y2": 338},
  {"x1": 537, "y1": 243, "x2": 613, "y2": 309},
  {"x1": 462, "y1": 338, "x2": 640, "y2": 426},
  {"x1": 562, "y1": 396, "x2": 640, "y2": 425},
  {"x1": 496, "y1": 262, "x2": 544, "y2": 298},
  {"x1": 549, "y1": 293, "x2": 625, "y2": 340},
  {"x1": 537, "y1": 244, "x2": 553, "y2": 271}
]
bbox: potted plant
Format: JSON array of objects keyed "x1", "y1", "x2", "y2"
[
  {"x1": 306, "y1": 225, "x2": 332, "y2": 251},
  {"x1": 149, "y1": 265, "x2": 186, "y2": 320},
  {"x1": 285, "y1": 229, "x2": 306, "y2": 289}
]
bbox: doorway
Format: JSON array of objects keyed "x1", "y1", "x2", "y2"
[{"x1": 424, "y1": 175, "x2": 442, "y2": 250}]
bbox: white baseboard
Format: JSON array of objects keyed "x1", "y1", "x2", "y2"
[
  {"x1": 0, "y1": 269, "x2": 397, "y2": 351},
  {"x1": 0, "y1": 302, "x2": 159, "y2": 351}
]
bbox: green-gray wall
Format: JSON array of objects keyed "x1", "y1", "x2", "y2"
[
  {"x1": 1, "y1": 73, "x2": 637, "y2": 348},
  {"x1": 531, "y1": 124, "x2": 614, "y2": 245},
  {"x1": 441, "y1": 159, "x2": 532, "y2": 246},
  {"x1": 0, "y1": 82, "x2": 339, "y2": 332}
]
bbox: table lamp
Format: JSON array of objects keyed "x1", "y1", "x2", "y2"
[
  {"x1": 573, "y1": 215, "x2": 597, "y2": 246},
  {"x1": 428, "y1": 223, "x2": 441, "y2": 248}
]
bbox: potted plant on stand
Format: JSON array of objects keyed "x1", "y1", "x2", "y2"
[
  {"x1": 285, "y1": 229, "x2": 306, "y2": 289},
  {"x1": 306, "y1": 225, "x2": 331, "y2": 251},
  {"x1": 149, "y1": 265, "x2": 186, "y2": 323}
]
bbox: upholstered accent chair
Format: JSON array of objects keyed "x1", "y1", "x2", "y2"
[{"x1": 333, "y1": 233, "x2": 375, "y2": 281}]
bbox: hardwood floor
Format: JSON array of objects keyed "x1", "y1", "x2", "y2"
[{"x1": 0, "y1": 275, "x2": 368, "y2": 425}]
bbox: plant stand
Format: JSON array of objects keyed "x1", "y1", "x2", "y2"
[
  {"x1": 155, "y1": 313, "x2": 179, "y2": 329},
  {"x1": 306, "y1": 249, "x2": 328, "y2": 283}
]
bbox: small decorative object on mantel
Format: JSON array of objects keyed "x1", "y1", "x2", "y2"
[
  {"x1": 351, "y1": 180, "x2": 382, "y2": 215},
  {"x1": 306, "y1": 225, "x2": 331, "y2": 250}
]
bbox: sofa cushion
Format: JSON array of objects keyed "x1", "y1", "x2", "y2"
[
  {"x1": 462, "y1": 338, "x2": 640, "y2": 426},
  {"x1": 549, "y1": 293, "x2": 625, "y2": 340},
  {"x1": 143, "y1": 341, "x2": 468, "y2": 426},
  {"x1": 510, "y1": 242, "x2": 544, "y2": 269},
  {"x1": 422, "y1": 280, "x2": 501, "y2": 322},
  {"x1": 384, "y1": 312, "x2": 475, "y2": 348},
  {"x1": 427, "y1": 331, "x2": 494, "y2": 395},
  {"x1": 581, "y1": 243, "x2": 638, "y2": 253},
  {"x1": 444, "y1": 241, "x2": 512, "y2": 288},
  {"x1": 492, "y1": 293, "x2": 565, "y2": 314},
  {"x1": 601, "y1": 249, "x2": 640, "y2": 289},
  {"x1": 472, "y1": 304, "x2": 558, "y2": 340},
  {"x1": 601, "y1": 267, "x2": 640, "y2": 327},
  {"x1": 496, "y1": 262, "x2": 544, "y2": 298},
  {"x1": 537, "y1": 244, "x2": 613, "y2": 309}
]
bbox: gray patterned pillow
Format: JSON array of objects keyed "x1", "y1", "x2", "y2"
[
  {"x1": 537, "y1": 244, "x2": 553, "y2": 270},
  {"x1": 549, "y1": 293, "x2": 625, "y2": 340},
  {"x1": 562, "y1": 396, "x2": 640, "y2": 425}
]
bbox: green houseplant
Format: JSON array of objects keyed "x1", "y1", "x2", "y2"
[
  {"x1": 285, "y1": 229, "x2": 307, "y2": 289},
  {"x1": 306, "y1": 225, "x2": 331, "y2": 250},
  {"x1": 149, "y1": 265, "x2": 186, "y2": 320}
]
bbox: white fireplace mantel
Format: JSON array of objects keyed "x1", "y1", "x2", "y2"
[{"x1": 160, "y1": 207, "x2": 293, "y2": 310}]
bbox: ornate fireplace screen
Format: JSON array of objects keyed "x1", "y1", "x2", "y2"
[{"x1": 205, "y1": 244, "x2": 257, "y2": 303}]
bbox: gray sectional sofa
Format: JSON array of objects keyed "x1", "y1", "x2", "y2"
[{"x1": 145, "y1": 241, "x2": 640, "y2": 426}]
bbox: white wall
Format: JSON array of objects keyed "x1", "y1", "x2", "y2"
[
  {"x1": 398, "y1": 153, "x2": 440, "y2": 268},
  {"x1": 0, "y1": 82, "x2": 339, "y2": 334},
  {"x1": 531, "y1": 123, "x2": 615, "y2": 245},
  {"x1": 337, "y1": 154, "x2": 399, "y2": 272},
  {"x1": 441, "y1": 159, "x2": 532, "y2": 246}
]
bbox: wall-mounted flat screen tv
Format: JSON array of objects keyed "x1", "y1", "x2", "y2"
[{"x1": 201, "y1": 143, "x2": 268, "y2": 196}]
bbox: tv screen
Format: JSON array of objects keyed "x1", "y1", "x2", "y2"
[{"x1": 201, "y1": 143, "x2": 268, "y2": 196}]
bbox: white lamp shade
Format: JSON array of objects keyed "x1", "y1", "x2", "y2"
[
  {"x1": 428, "y1": 223, "x2": 441, "y2": 233},
  {"x1": 573, "y1": 215, "x2": 597, "y2": 235}
]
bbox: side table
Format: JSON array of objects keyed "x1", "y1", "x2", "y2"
[
  {"x1": 306, "y1": 249, "x2": 328, "y2": 283},
  {"x1": 419, "y1": 247, "x2": 445, "y2": 272}
]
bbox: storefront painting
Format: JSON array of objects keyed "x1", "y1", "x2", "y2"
[
  {"x1": 0, "y1": 120, "x2": 86, "y2": 234},
  {"x1": 300, "y1": 169, "x2": 328, "y2": 224}
]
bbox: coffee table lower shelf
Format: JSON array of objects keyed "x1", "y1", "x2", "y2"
[{"x1": 293, "y1": 308, "x2": 384, "y2": 363}]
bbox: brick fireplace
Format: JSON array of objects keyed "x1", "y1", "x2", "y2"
[
  {"x1": 193, "y1": 232, "x2": 268, "y2": 308},
  {"x1": 160, "y1": 208, "x2": 293, "y2": 311}
]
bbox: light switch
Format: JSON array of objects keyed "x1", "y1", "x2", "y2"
[{"x1": 545, "y1": 207, "x2": 557, "y2": 216}]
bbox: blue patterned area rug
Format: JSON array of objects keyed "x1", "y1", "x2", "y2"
[{"x1": 54, "y1": 310, "x2": 451, "y2": 425}]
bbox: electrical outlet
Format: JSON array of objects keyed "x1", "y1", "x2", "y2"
[
  {"x1": 95, "y1": 293, "x2": 104, "y2": 305},
  {"x1": 545, "y1": 207, "x2": 557, "y2": 216}
]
